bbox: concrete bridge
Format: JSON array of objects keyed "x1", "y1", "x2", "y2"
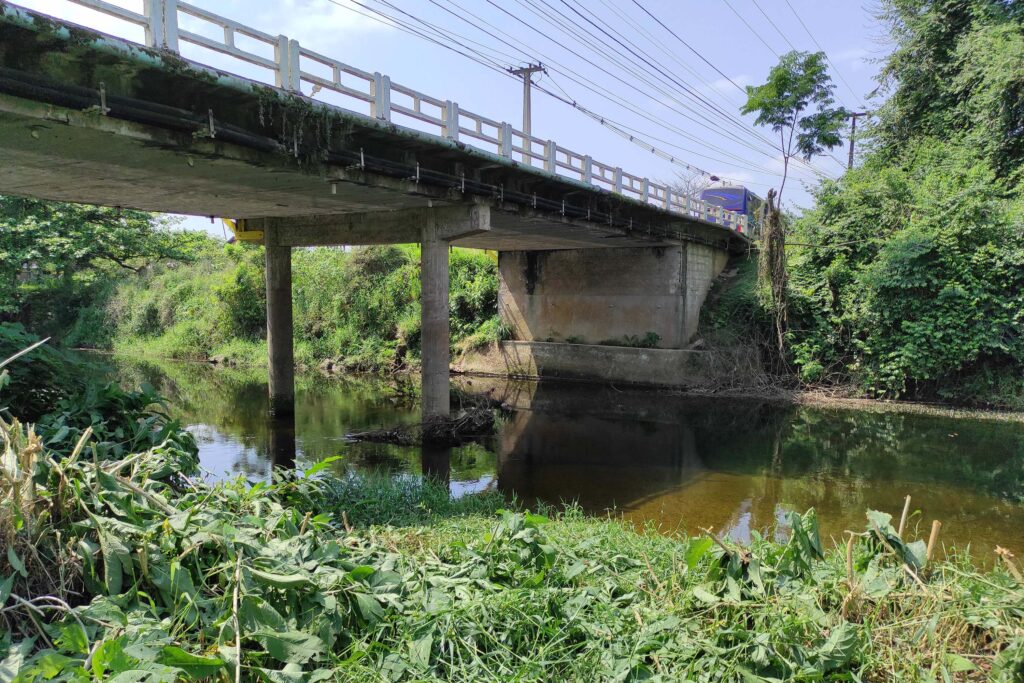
[{"x1": 0, "y1": 1, "x2": 752, "y2": 418}]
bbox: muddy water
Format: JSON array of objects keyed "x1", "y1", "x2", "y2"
[{"x1": 98, "y1": 355, "x2": 1024, "y2": 560}]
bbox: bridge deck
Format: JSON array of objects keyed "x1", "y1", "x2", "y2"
[{"x1": 0, "y1": 2, "x2": 750, "y2": 252}]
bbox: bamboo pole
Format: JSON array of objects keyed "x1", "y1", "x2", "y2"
[
  {"x1": 845, "y1": 532, "x2": 855, "y2": 588},
  {"x1": 926, "y1": 520, "x2": 942, "y2": 562},
  {"x1": 898, "y1": 495, "x2": 912, "y2": 538}
]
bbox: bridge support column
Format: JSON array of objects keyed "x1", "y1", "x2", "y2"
[
  {"x1": 265, "y1": 225, "x2": 295, "y2": 417},
  {"x1": 420, "y1": 220, "x2": 450, "y2": 420}
]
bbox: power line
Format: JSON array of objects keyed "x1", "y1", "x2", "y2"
[
  {"x1": 505, "y1": 0, "x2": 833, "y2": 179},
  {"x1": 329, "y1": 0, "x2": 787, "y2": 179},
  {"x1": 628, "y1": 0, "x2": 747, "y2": 96},
  {"x1": 781, "y1": 0, "x2": 865, "y2": 106},
  {"x1": 491, "y1": 0, "x2": 793, "y2": 164},
  {"x1": 748, "y1": 0, "x2": 799, "y2": 52},
  {"x1": 541, "y1": 74, "x2": 784, "y2": 179},
  {"x1": 329, "y1": 0, "x2": 835, "y2": 185},
  {"x1": 721, "y1": 0, "x2": 780, "y2": 57},
  {"x1": 623, "y1": 0, "x2": 839, "y2": 181},
  {"x1": 433, "y1": 0, "x2": 817, "y2": 175},
  {"x1": 553, "y1": 0, "x2": 783, "y2": 157},
  {"x1": 594, "y1": 0, "x2": 744, "y2": 106}
]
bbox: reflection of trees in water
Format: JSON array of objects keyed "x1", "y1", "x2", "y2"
[{"x1": 687, "y1": 402, "x2": 1024, "y2": 504}]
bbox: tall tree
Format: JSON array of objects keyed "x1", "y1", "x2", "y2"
[
  {"x1": 742, "y1": 50, "x2": 848, "y2": 202},
  {"x1": 0, "y1": 196, "x2": 203, "y2": 327},
  {"x1": 740, "y1": 51, "x2": 847, "y2": 360}
]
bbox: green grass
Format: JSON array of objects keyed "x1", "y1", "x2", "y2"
[
  {"x1": 4, "y1": 413, "x2": 1022, "y2": 681},
  {"x1": 90, "y1": 243, "x2": 499, "y2": 372}
]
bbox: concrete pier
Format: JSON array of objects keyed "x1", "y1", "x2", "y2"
[
  {"x1": 265, "y1": 224, "x2": 295, "y2": 417},
  {"x1": 421, "y1": 219, "x2": 451, "y2": 419}
]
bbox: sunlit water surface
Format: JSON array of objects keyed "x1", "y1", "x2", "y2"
[{"x1": 92, "y1": 355, "x2": 1024, "y2": 561}]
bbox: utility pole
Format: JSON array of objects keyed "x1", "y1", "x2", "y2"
[
  {"x1": 847, "y1": 111, "x2": 868, "y2": 169},
  {"x1": 509, "y1": 63, "x2": 545, "y2": 164}
]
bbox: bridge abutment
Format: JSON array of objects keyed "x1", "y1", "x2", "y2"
[{"x1": 498, "y1": 243, "x2": 728, "y2": 349}]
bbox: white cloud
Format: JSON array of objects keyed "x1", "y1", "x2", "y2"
[{"x1": 831, "y1": 46, "x2": 869, "y2": 72}]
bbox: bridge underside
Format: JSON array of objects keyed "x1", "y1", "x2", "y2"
[{"x1": 0, "y1": 97, "x2": 674, "y2": 252}]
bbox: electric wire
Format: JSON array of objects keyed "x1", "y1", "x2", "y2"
[
  {"x1": 481, "y1": 0, "x2": 830, "y2": 178},
  {"x1": 721, "y1": 0, "x2": 781, "y2": 57},
  {"x1": 543, "y1": 0, "x2": 836, "y2": 179},
  {"x1": 627, "y1": 0, "x2": 747, "y2": 96},
  {"x1": 331, "y1": 0, "x2": 778, "y2": 179},
  {"x1": 594, "y1": 0, "x2": 743, "y2": 106},
  {"x1": 328, "y1": 0, "x2": 834, "y2": 186},
  {"x1": 624, "y1": 0, "x2": 838, "y2": 179},
  {"x1": 748, "y1": 0, "x2": 799, "y2": 51},
  {"x1": 781, "y1": 0, "x2": 865, "y2": 106},
  {"x1": 429, "y1": 0, "x2": 803, "y2": 174},
  {"x1": 543, "y1": 0, "x2": 785, "y2": 158}
]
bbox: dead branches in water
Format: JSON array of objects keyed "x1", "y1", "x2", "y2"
[{"x1": 346, "y1": 408, "x2": 498, "y2": 447}]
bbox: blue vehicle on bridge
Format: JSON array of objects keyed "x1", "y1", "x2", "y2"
[{"x1": 700, "y1": 186, "x2": 764, "y2": 235}]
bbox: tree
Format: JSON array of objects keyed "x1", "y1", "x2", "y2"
[
  {"x1": 741, "y1": 51, "x2": 848, "y2": 202},
  {"x1": 0, "y1": 196, "x2": 206, "y2": 329},
  {"x1": 741, "y1": 51, "x2": 848, "y2": 360},
  {"x1": 670, "y1": 169, "x2": 714, "y2": 200}
]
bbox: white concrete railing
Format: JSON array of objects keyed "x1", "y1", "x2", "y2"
[{"x1": 51, "y1": 0, "x2": 750, "y2": 234}]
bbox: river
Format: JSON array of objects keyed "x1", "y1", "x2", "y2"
[{"x1": 94, "y1": 354, "x2": 1024, "y2": 560}]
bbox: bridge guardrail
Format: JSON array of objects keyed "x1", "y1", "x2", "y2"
[{"x1": 47, "y1": 0, "x2": 750, "y2": 235}]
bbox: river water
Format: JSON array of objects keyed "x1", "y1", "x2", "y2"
[{"x1": 96, "y1": 355, "x2": 1024, "y2": 560}]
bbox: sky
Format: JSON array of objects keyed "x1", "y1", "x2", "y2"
[{"x1": 13, "y1": 0, "x2": 889, "y2": 237}]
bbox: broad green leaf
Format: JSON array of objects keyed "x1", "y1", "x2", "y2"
[
  {"x1": 0, "y1": 574, "x2": 14, "y2": 605},
  {"x1": 239, "y1": 596, "x2": 287, "y2": 632},
  {"x1": 303, "y1": 456, "x2": 343, "y2": 478},
  {"x1": 252, "y1": 630, "x2": 325, "y2": 665},
  {"x1": 816, "y1": 622, "x2": 859, "y2": 672},
  {"x1": 866, "y1": 510, "x2": 895, "y2": 534},
  {"x1": 944, "y1": 653, "x2": 976, "y2": 673},
  {"x1": 685, "y1": 538, "x2": 714, "y2": 569},
  {"x1": 1, "y1": 638, "x2": 36, "y2": 682},
  {"x1": 408, "y1": 634, "x2": 433, "y2": 668},
  {"x1": 348, "y1": 565, "x2": 375, "y2": 582},
  {"x1": 155, "y1": 646, "x2": 225, "y2": 677},
  {"x1": 249, "y1": 568, "x2": 311, "y2": 589},
  {"x1": 6, "y1": 547, "x2": 26, "y2": 578},
  {"x1": 692, "y1": 585, "x2": 720, "y2": 604},
  {"x1": 355, "y1": 592, "x2": 385, "y2": 623}
]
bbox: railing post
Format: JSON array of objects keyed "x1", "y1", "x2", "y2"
[
  {"x1": 163, "y1": 0, "x2": 179, "y2": 51},
  {"x1": 143, "y1": 0, "x2": 161, "y2": 48},
  {"x1": 288, "y1": 39, "x2": 301, "y2": 91},
  {"x1": 664, "y1": 187, "x2": 672, "y2": 210},
  {"x1": 271, "y1": 38, "x2": 302, "y2": 91},
  {"x1": 275, "y1": 35, "x2": 291, "y2": 90},
  {"x1": 582, "y1": 155, "x2": 592, "y2": 184},
  {"x1": 641, "y1": 178, "x2": 650, "y2": 203},
  {"x1": 143, "y1": 0, "x2": 179, "y2": 51},
  {"x1": 544, "y1": 140, "x2": 556, "y2": 173},
  {"x1": 613, "y1": 167, "x2": 623, "y2": 194},
  {"x1": 372, "y1": 72, "x2": 391, "y2": 121},
  {"x1": 499, "y1": 123, "x2": 513, "y2": 158},
  {"x1": 444, "y1": 101, "x2": 459, "y2": 141}
]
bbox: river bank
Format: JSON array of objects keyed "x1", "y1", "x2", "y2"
[
  {"x1": 2, "y1": 397, "x2": 1024, "y2": 679},
  {"x1": 3, "y1": 401, "x2": 1023, "y2": 681},
  {"x1": 84, "y1": 342, "x2": 1024, "y2": 425},
  {"x1": 4, "y1": 337, "x2": 1024, "y2": 679}
]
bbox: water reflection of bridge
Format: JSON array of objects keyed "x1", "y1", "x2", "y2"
[{"x1": 463, "y1": 377, "x2": 793, "y2": 540}]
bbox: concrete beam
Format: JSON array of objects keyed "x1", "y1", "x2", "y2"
[{"x1": 258, "y1": 204, "x2": 490, "y2": 247}]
